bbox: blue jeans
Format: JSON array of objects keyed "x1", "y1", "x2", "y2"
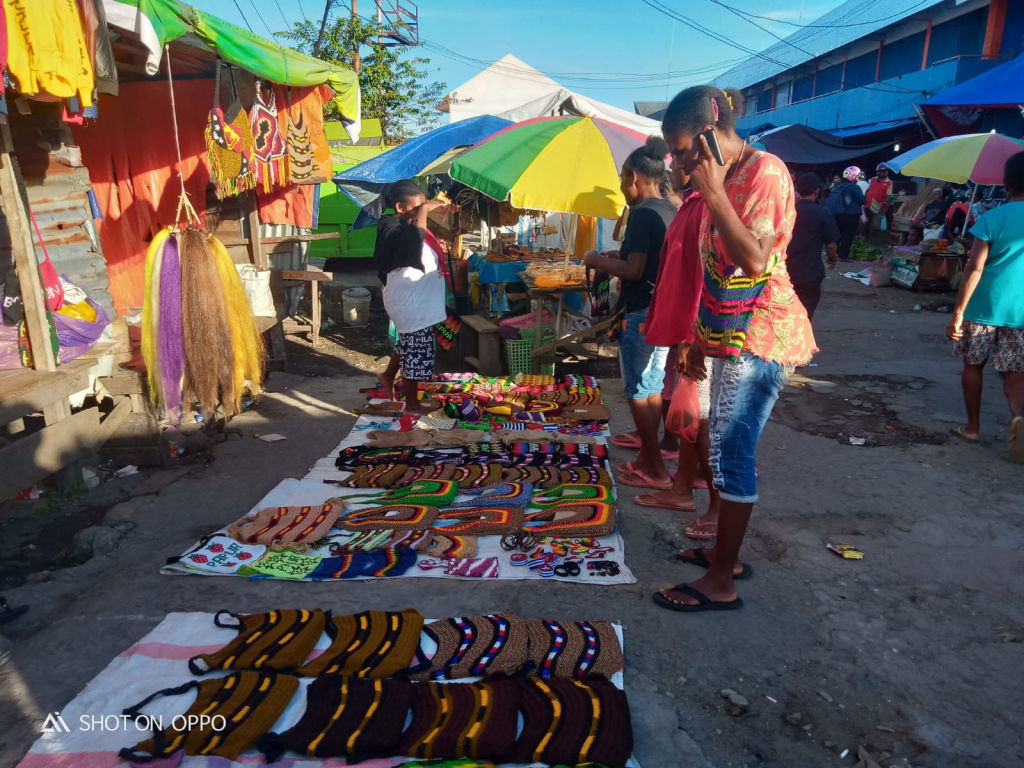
[
  {"x1": 619, "y1": 308, "x2": 669, "y2": 400},
  {"x1": 709, "y1": 353, "x2": 793, "y2": 503}
]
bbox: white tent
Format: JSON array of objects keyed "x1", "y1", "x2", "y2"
[{"x1": 443, "y1": 54, "x2": 661, "y2": 135}]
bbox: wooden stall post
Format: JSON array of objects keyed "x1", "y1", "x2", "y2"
[
  {"x1": 0, "y1": 123, "x2": 60, "y2": 378},
  {"x1": 247, "y1": 193, "x2": 267, "y2": 268}
]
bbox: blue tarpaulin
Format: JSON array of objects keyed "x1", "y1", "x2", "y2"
[
  {"x1": 923, "y1": 54, "x2": 1024, "y2": 137},
  {"x1": 333, "y1": 115, "x2": 513, "y2": 207},
  {"x1": 924, "y1": 53, "x2": 1024, "y2": 107}
]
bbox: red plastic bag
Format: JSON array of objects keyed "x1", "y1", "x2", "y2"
[
  {"x1": 29, "y1": 206, "x2": 64, "y2": 311},
  {"x1": 665, "y1": 376, "x2": 701, "y2": 443}
]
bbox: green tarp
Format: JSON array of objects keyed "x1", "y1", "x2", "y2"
[{"x1": 103, "y1": 0, "x2": 360, "y2": 135}]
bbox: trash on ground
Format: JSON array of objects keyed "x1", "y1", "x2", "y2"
[
  {"x1": 841, "y1": 270, "x2": 871, "y2": 285},
  {"x1": 112, "y1": 465, "x2": 139, "y2": 478},
  {"x1": 827, "y1": 543, "x2": 865, "y2": 560},
  {"x1": 849, "y1": 436, "x2": 867, "y2": 445},
  {"x1": 258, "y1": 433, "x2": 288, "y2": 443}
]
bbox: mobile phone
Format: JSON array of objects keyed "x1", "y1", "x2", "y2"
[{"x1": 699, "y1": 128, "x2": 726, "y2": 166}]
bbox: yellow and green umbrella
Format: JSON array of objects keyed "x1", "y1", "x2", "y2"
[
  {"x1": 887, "y1": 132, "x2": 1024, "y2": 184},
  {"x1": 449, "y1": 116, "x2": 650, "y2": 219}
]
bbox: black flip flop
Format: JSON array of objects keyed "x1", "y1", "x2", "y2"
[
  {"x1": 652, "y1": 584, "x2": 744, "y2": 613},
  {"x1": 676, "y1": 547, "x2": 753, "y2": 580},
  {"x1": 0, "y1": 597, "x2": 28, "y2": 625}
]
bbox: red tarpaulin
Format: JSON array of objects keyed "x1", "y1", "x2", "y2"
[{"x1": 73, "y1": 79, "x2": 213, "y2": 314}]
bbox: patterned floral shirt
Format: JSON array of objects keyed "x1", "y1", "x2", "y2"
[{"x1": 694, "y1": 150, "x2": 817, "y2": 366}]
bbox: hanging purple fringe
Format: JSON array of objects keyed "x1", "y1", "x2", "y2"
[{"x1": 158, "y1": 234, "x2": 185, "y2": 422}]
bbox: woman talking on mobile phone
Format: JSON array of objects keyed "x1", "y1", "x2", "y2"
[{"x1": 653, "y1": 86, "x2": 816, "y2": 613}]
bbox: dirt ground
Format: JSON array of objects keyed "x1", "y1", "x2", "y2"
[{"x1": 1, "y1": 265, "x2": 1022, "y2": 768}]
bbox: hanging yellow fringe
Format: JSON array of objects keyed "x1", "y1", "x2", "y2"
[
  {"x1": 207, "y1": 234, "x2": 265, "y2": 411},
  {"x1": 141, "y1": 227, "x2": 171, "y2": 404}
]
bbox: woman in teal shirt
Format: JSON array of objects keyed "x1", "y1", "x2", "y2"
[{"x1": 947, "y1": 151, "x2": 1024, "y2": 462}]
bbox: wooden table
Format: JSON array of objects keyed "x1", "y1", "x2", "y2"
[
  {"x1": 279, "y1": 268, "x2": 334, "y2": 344},
  {"x1": 522, "y1": 276, "x2": 615, "y2": 359}
]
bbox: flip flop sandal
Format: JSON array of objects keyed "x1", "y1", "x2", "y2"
[
  {"x1": 1011, "y1": 418, "x2": 1024, "y2": 464},
  {"x1": 660, "y1": 449, "x2": 679, "y2": 461},
  {"x1": 634, "y1": 494, "x2": 695, "y2": 513},
  {"x1": 0, "y1": 597, "x2": 28, "y2": 624},
  {"x1": 652, "y1": 584, "x2": 744, "y2": 612},
  {"x1": 676, "y1": 547, "x2": 753, "y2": 580},
  {"x1": 684, "y1": 521, "x2": 717, "y2": 540},
  {"x1": 610, "y1": 433, "x2": 642, "y2": 449},
  {"x1": 617, "y1": 468, "x2": 673, "y2": 490},
  {"x1": 693, "y1": 478, "x2": 709, "y2": 490},
  {"x1": 616, "y1": 460, "x2": 667, "y2": 479},
  {"x1": 950, "y1": 426, "x2": 980, "y2": 443}
]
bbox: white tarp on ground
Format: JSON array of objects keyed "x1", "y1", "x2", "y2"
[
  {"x1": 16, "y1": 612, "x2": 639, "y2": 768},
  {"x1": 163, "y1": 414, "x2": 635, "y2": 585}
]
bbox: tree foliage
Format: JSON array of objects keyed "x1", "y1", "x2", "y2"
[{"x1": 281, "y1": 14, "x2": 446, "y2": 141}]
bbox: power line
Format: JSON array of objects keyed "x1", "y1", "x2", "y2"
[
  {"x1": 231, "y1": 0, "x2": 255, "y2": 33},
  {"x1": 248, "y1": 0, "x2": 279, "y2": 39},
  {"x1": 700, "y1": 0, "x2": 923, "y2": 96},
  {"x1": 638, "y1": 0, "x2": 800, "y2": 71},
  {"x1": 272, "y1": 0, "x2": 291, "y2": 31},
  {"x1": 419, "y1": 39, "x2": 742, "y2": 84},
  {"x1": 638, "y1": 0, "x2": 926, "y2": 101},
  {"x1": 709, "y1": 0, "x2": 934, "y2": 30}
]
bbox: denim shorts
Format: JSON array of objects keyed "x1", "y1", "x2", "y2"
[
  {"x1": 619, "y1": 308, "x2": 668, "y2": 400},
  {"x1": 708, "y1": 353, "x2": 793, "y2": 503}
]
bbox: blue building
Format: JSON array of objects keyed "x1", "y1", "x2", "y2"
[{"x1": 710, "y1": 0, "x2": 1024, "y2": 139}]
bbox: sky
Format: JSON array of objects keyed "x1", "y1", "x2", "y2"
[{"x1": 194, "y1": 0, "x2": 849, "y2": 111}]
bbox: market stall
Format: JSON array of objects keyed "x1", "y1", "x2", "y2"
[
  {"x1": 891, "y1": 240, "x2": 968, "y2": 291},
  {"x1": 884, "y1": 132, "x2": 1024, "y2": 290},
  {"x1": 0, "y1": 0, "x2": 360, "y2": 494},
  {"x1": 164, "y1": 371, "x2": 634, "y2": 585},
  {"x1": 17, "y1": 609, "x2": 639, "y2": 768},
  {"x1": 451, "y1": 115, "x2": 647, "y2": 369}
]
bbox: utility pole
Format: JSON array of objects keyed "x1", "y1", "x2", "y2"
[
  {"x1": 352, "y1": 0, "x2": 360, "y2": 73},
  {"x1": 313, "y1": 0, "x2": 333, "y2": 57}
]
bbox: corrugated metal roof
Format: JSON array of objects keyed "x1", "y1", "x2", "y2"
[
  {"x1": 714, "y1": 0, "x2": 947, "y2": 91},
  {"x1": 634, "y1": 101, "x2": 669, "y2": 118},
  {"x1": 26, "y1": 162, "x2": 115, "y2": 320},
  {"x1": 830, "y1": 118, "x2": 919, "y2": 137}
]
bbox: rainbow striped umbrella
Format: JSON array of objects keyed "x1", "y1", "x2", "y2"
[
  {"x1": 887, "y1": 132, "x2": 1024, "y2": 184},
  {"x1": 450, "y1": 116, "x2": 649, "y2": 219}
]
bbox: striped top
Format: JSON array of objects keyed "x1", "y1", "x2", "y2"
[{"x1": 695, "y1": 150, "x2": 816, "y2": 365}]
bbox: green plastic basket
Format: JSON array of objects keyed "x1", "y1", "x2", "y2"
[{"x1": 503, "y1": 327, "x2": 556, "y2": 376}]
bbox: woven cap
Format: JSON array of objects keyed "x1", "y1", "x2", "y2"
[
  {"x1": 299, "y1": 608, "x2": 424, "y2": 678},
  {"x1": 513, "y1": 676, "x2": 633, "y2": 768},
  {"x1": 413, "y1": 613, "x2": 529, "y2": 680}
]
